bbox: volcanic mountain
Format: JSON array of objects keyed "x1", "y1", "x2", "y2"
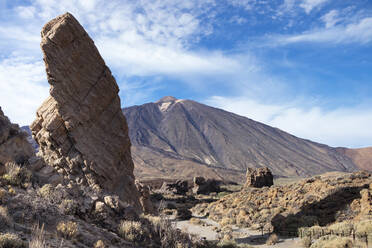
[{"x1": 123, "y1": 96, "x2": 359, "y2": 182}]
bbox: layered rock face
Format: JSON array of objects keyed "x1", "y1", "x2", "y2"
[
  {"x1": 0, "y1": 107, "x2": 34, "y2": 167},
  {"x1": 244, "y1": 167, "x2": 273, "y2": 188},
  {"x1": 31, "y1": 13, "x2": 140, "y2": 208}
]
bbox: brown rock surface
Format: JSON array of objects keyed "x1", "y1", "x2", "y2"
[
  {"x1": 136, "y1": 181, "x2": 155, "y2": 214},
  {"x1": 0, "y1": 107, "x2": 34, "y2": 167},
  {"x1": 30, "y1": 13, "x2": 140, "y2": 208},
  {"x1": 244, "y1": 167, "x2": 273, "y2": 188},
  {"x1": 336, "y1": 147, "x2": 372, "y2": 171},
  {"x1": 192, "y1": 176, "x2": 220, "y2": 195}
]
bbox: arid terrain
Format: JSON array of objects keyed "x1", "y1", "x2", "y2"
[{"x1": 0, "y1": 12, "x2": 371, "y2": 248}]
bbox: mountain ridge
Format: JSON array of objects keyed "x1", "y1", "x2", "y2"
[{"x1": 123, "y1": 96, "x2": 365, "y2": 182}]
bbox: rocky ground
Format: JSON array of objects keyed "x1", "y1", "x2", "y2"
[{"x1": 1, "y1": 11, "x2": 371, "y2": 248}]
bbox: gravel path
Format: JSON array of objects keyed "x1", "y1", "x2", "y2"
[{"x1": 174, "y1": 217, "x2": 302, "y2": 247}]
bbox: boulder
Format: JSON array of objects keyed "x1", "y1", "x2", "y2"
[
  {"x1": 30, "y1": 13, "x2": 140, "y2": 209},
  {"x1": 175, "y1": 207, "x2": 192, "y2": 220},
  {"x1": 0, "y1": 107, "x2": 34, "y2": 168},
  {"x1": 192, "y1": 177, "x2": 220, "y2": 195},
  {"x1": 244, "y1": 167, "x2": 273, "y2": 188},
  {"x1": 160, "y1": 180, "x2": 189, "y2": 195}
]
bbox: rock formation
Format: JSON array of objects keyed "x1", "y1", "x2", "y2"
[
  {"x1": 244, "y1": 167, "x2": 273, "y2": 188},
  {"x1": 160, "y1": 180, "x2": 189, "y2": 195},
  {"x1": 192, "y1": 176, "x2": 220, "y2": 195},
  {"x1": 136, "y1": 182, "x2": 155, "y2": 214},
  {"x1": 30, "y1": 13, "x2": 140, "y2": 208},
  {"x1": 0, "y1": 107, "x2": 34, "y2": 168}
]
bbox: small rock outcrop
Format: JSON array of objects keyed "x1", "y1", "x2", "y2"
[
  {"x1": 192, "y1": 177, "x2": 220, "y2": 195},
  {"x1": 0, "y1": 107, "x2": 34, "y2": 168},
  {"x1": 30, "y1": 13, "x2": 140, "y2": 208},
  {"x1": 244, "y1": 167, "x2": 273, "y2": 188},
  {"x1": 160, "y1": 180, "x2": 189, "y2": 195},
  {"x1": 136, "y1": 181, "x2": 155, "y2": 214}
]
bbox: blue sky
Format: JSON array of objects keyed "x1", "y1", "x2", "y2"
[{"x1": 0, "y1": 0, "x2": 372, "y2": 148}]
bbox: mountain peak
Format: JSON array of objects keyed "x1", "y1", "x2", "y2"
[{"x1": 156, "y1": 96, "x2": 178, "y2": 103}]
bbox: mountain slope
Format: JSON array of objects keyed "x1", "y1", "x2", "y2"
[
  {"x1": 123, "y1": 96, "x2": 357, "y2": 181},
  {"x1": 336, "y1": 147, "x2": 372, "y2": 171}
]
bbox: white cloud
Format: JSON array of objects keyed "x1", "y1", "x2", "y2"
[
  {"x1": 0, "y1": 0, "x2": 248, "y2": 124},
  {"x1": 300, "y1": 0, "x2": 329, "y2": 14},
  {"x1": 321, "y1": 10, "x2": 340, "y2": 28},
  {"x1": 274, "y1": 17, "x2": 372, "y2": 45},
  {"x1": 0, "y1": 56, "x2": 49, "y2": 126},
  {"x1": 228, "y1": 0, "x2": 255, "y2": 10},
  {"x1": 205, "y1": 96, "x2": 372, "y2": 148}
]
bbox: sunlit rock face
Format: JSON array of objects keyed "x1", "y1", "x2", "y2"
[{"x1": 31, "y1": 13, "x2": 140, "y2": 208}]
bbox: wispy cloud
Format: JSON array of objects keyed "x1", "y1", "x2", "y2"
[
  {"x1": 300, "y1": 0, "x2": 329, "y2": 14},
  {"x1": 205, "y1": 96, "x2": 372, "y2": 148},
  {"x1": 0, "y1": 56, "x2": 49, "y2": 125},
  {"x1": 273, "y1": 17, "x2": 372, "y2": 45}
]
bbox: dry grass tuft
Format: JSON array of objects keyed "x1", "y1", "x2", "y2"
[
  {"x1": 29, "y1": 224, "x2": 49, "y2": 248},
  {"x1": 118, "y1": 220, "x2": 146, "y2": 243},
  {"x1": 301, "y1": 236, "x2": 311, "y2": 248},
  {"x1": 0, "y1": 206, "x2": 11, "y2": 230},
  {"x1": 56, "y1": 221, "x2": 78, "y2": 240},
  {"x1": 309, "y1": 235, "x2": 353, "y2": 248},
  {"x1": 2, "y1": 162, "x2": 31, "y2": 186},
  {"x1": 355, "y1": 219, "x2": 372, "y2": 237},
  {"x1": 93, "y1": 240, "x2": 106, "y2": 248},
  {"x1": 0, "y1": 233, "x2": 26, "y2": 248}
]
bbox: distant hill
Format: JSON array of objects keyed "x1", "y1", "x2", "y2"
[
  {"x1": 336, "y1": 147, "x2": 372, "y2": 172},
  {"x1": 123, "y1": 96, "x2": 358, "y2": 182}
]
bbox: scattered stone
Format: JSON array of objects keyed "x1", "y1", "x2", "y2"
[
  {"x1": 192, "y1": 177, "x2": 220, "y2": 195},
  {"x1": 30, "y1": 13, "x2": 140, "y2": 209},
  {"x1": 244, "y1": 167, "x2": 273, "y2": 188}
]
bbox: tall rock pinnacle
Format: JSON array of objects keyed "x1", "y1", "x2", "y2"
[{"x1": 31, "y1": 13, "x2": 140, "y2": 208}]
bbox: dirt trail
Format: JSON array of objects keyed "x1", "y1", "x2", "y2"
[{"x1": 175, "y1": 217, "x2": 302, "y2": 247}]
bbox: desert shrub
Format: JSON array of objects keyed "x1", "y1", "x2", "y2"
[
  {"x1": 310, "y1": 235, "x2": 353, "y2": 248},
  {"x1": 298, "y1": 225, "x2": 326, "y2": 240},
  {"x1": 118, "y1": 220, "x2": 147, "y2": 243},
  {"x1": 29, "y1": 224, "x2": 49, "y2": 248},
  {"x1": 266, "y1": 233, "x2": 279, "y2": 245},
  {"x1": 59, "y1": 199, "x2": 77, "y2": 215},
  {"x1": 302, "y1": 237, "x2": 312, "y2": 248},
  {"x1": 0, "y1": 233, "x2": 26, "y2": 248},
  {"x1": 93, "y1": 240, "x2": 106, "y2": 248},
  {"x1": 0, "y1": 206, "x2": 11, "y2": 230},
  {"x1": 217, "y1": 240, "x2": 238, "y2": 248},
  {"x1": 56, "y1": 221, "x2": 78, "y2": 240},
  {"x1": 38, "y1": 184, "x2": 54, "y2": 200},
  {"x1": 328, "y1": 222, "x2": 354, "y2": 236},
  {"x1": 2, "y1": 162, "x2": 31, "y2": 186},
  {"x1": 355, "y1": 219, "x2": 372, "y2": 237},
  {"x1": 0, "y1": 189, "x2": 7, "y2": 203},
  {"x1": 143, "y1": 214, "x2": 193, "y2": 248}
]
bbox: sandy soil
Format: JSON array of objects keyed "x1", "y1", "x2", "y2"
[{"x1": 175, "y1": 217, "x2": 302, "y2": 248}]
